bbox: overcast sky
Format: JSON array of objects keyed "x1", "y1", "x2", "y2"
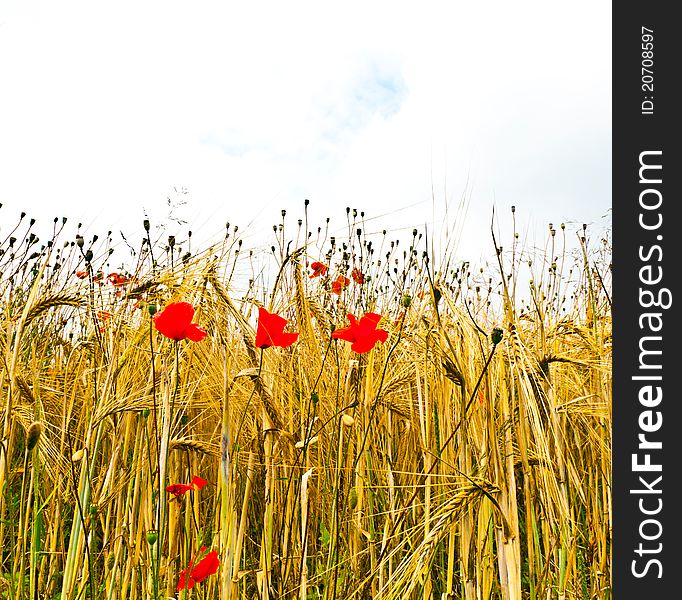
[{"x1": 0, "y1": 1, "x2": 611, "y2": 265}]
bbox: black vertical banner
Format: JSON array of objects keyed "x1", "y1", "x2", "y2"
[{"x1": 613, "y1": 3, "x2": 681, "y2": 597}]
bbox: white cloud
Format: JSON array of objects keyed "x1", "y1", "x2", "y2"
[{"x1": 0, "y1": 1, "x2": 610, "y2": 263}]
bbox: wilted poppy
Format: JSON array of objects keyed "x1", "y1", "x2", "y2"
[
  {"x1": 75, "y1": 270, "x2": 88, "y2": 279},
  {"x1": 154, "y1": 302, "x2": 207, "y2": 342},
  {"x1": 309, "y1": 261, "x2": 328, "y2": 278},
  {"x1": 332, "y1": 313, "x2": 388, "y2": 354},
  {"x1": 107, "y1": 272, "x2": 129, "y2": 286},
  {"x1": 331, "y1": 275, "x2": 350, "y2": 295},
  {"x1": 351, "y1": 268, "x2": 364, "y2": 284},
  {"x1": 255, "y1": 307, "x2": 299, "y2": 349},
  {"x1": 177, "y1": 548, "x2": 220, "y2": 591},
  {"x1": 166, "y1": 475, "x2": 209, "y2": 497}
]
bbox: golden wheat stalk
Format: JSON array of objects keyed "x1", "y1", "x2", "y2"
[
  {"x1": 24, "y1": 294, "x2": 84, "y2": 326},
  {"x1": 168, "y1": 437, "x2": 219, "y2": 456}
]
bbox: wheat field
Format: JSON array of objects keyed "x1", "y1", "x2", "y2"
[{"x1": 0, "y1": 208, "x2": 611, "y2": 599}]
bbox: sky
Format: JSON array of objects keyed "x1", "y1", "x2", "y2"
[{"x1": 0, "y1": 1, "x2": 611, "y2": 267}]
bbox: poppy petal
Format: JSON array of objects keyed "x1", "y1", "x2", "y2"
[
  {"x1": 154, "y1": 302, "x2": 195, "y2": 341},
  {"x1": 347, "y1": 314, "x2": 360, "y2": 327},
  {"x1": 277, "y1": 331, "x2": 299, "y2": 348},
  {"x1": 186, "y1": 323, "x2": 207, "y2": 342},
  {"x1": 359, "y1": 313, "x2": 382, "y2": 328},
  {"x1": 166, "y1": 483, "x2": 193, "y2": 497},
  {"x1": 256, "y1": 308, "x2": 299, "y2": 349},
  {"x1": 331, "y1": 325, "x2": 355, "y2": 343},
  {"x1": 177, "y1": 569, "x2": 197, "y2": 591},
  {"x1": 351, "y1": 336, "x2": 378, "y2": 354},
  {"x1": 332, "y1": 312, "x2": 388, "y2": 354},
  {"x1": 255, "y1": 308, "x2": 277, "y2": 347},
  {"x1": 190, "y1": 550, "x2": 220, "y2": 583},
  {"x1": 191, "y1": 475, "x2": 209, "y2": 490}
]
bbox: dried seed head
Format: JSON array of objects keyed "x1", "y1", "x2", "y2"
[
  {"x1": 295, "y1": 436, "x2": 318, "y2": 449},
  {"x1": 72, "y1": 448, "x2": 85, "y2": 462},
  {"x1": 341, "y1": 414, "x2": 355, "y2": 427},
  {"x1": 26, "y1": 422, "x2": 43, "y2": 452}
]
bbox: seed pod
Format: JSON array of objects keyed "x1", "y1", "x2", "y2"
[
  {"x1": 348, "y1": 488, "x2": 358, "y2": 509},
  {"x1": 26, "y1": 422, "x2": 43, "y2": 452},
  {"x1": 146, "y1": 530, "x2": 159, "y2": 546}
]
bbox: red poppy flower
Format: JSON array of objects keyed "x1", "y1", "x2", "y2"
[
  {"x1": 309, "y1": 261, "x2": 328, "y2": 278},
  {"x1": 177, "y1": 548, "x2": 220, "y2": 591},
  {"x1": 166, "y1": 475, "x2": 209, "y2": 497},
  {"x1": 107, "y1": 272, "x2": 129, "y2": 286},
  {"x1": 331, "y1": 275, "x2": 350, "y2": 295},
  {"x1": 154, "y1": 302, "x2": 207, "y2": 342},
  {"x1": 76, "y1": 270, "x2": 88, "y2": 279},
  {"x1": 255, "y1": 307, "x2": 299, "y2": 349},
  {"x1": 166, "y1": 483, "x2": 193, "y2": 497},
  {"x1": 351, "y1": 268, "x2": 364, "y2": 284},
  {"x1": 93, "y1": 271, "x2": 104, "y2": 284},
  {"x1": 332, "y1": 313, "x2": 388, "y2": 353}
]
